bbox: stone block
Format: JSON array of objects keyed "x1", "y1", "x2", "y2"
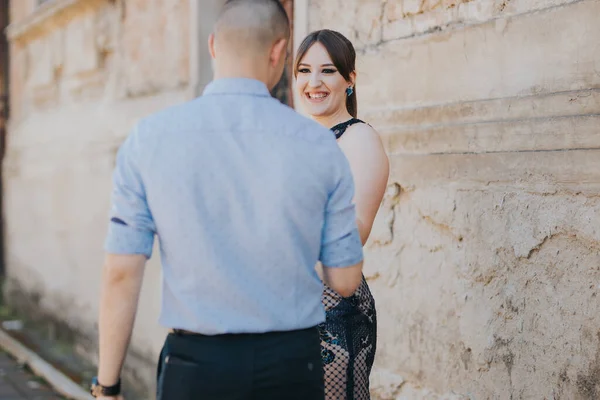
[
  {"x1": 10, "y1": 0, "x2": 32, "y2": 25},
  {"x1": 121, "y1": 0, "x2": 190, "y2": 97},
  {"x1": 307, "y1": 0, "x2": 384, "y2": 47},
  {"x1": 353, "y1": 0, "x2": 386, "y2": 47},
  {"x1": 381, "y1": 114, "x2": 600, "y2": 155},
  {"x1": 385, "y1": 0, "x2": 404, "y2": 21},
  {"x1": 64, "y1": 12, "x2": 99, "y2": 76},
  {"x1": 403, "y1": 0, "x2": 423, "y2": 15},
  {"x1": 27, "y1": 37, "x2": 53, "y2": 88},
  {"x1": 382, "y1": 0, "x2": 582, "y2": 41},
  {"x1": 370, "y1": 368, "x2": 405, "y2": 399},
  {"x1": 360, "y1": 0, "x2": 600, "y2": 110},
  {"x1": 308, "y1": 0, "x2": 360, "y2": 41}
]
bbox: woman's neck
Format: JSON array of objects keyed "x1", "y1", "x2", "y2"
[{"x1": 313, "y1": 108, "x2": 353, "y2": 130}]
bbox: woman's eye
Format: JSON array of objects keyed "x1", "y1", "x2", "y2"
[
  {"x1": 322, "y1": 69, "x2": 337, "y2": 74},
  {"x1": 298, "y1": 68, "x2": 310, "y2": 73}
]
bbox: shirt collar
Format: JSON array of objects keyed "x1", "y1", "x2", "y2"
[{"x1": 203, "y1": 78, "x2": 271, "y2": 97}]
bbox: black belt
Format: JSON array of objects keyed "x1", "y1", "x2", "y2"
[{"x1": 170, "y1": 329, "x2": 203, "y2": 336}]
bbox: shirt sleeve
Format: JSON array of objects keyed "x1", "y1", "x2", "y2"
[
  {"x1": 104, "y1": 125, "x2": 156, "y2": 258},
  {"x1": 319, "y1": 146, "x2": 364, "y2": 268}
]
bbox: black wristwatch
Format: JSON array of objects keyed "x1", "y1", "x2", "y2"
[{"x1": 90, "y1": 376, "x2": 121, "y2": 398}]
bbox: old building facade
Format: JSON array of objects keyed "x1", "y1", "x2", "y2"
[{"x1": 3, "y1": 0, "x2": 600, "y2": 398}]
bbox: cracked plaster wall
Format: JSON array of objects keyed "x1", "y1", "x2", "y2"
[
  {"x1": 2, "y1": 0, "x2": 293, "y2": 396},
  {"x1": 3, "y1": 0, "x2": 600, "y2": 398},
  {"x1": 305, "y1": 0, "x2": 600, "y2": 398},
  {"x1": 3, "y1": 0, "x2": 197, "y2": 396}
]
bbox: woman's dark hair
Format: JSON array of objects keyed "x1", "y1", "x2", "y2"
[{"x1": 294, "y1": 29, "x2": 358, "y2": 118}]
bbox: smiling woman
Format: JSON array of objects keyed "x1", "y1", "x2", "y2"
[
  {"x1": 294, "y1": 29, "x2": 358, "y2": 126},
  {"x1": 293, "y1": 29, "x2": 390, "y2": 400},
  {"x1": 296, "y1": 43, "x2": 350, "y2": 117}
]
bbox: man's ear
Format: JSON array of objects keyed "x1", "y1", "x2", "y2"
[
  {"x1": 270, "y1": 38, "x2": 288, "y2": 67},
  {"x1": 208, "y1": 33, "x2": 216, "y2": 59}
]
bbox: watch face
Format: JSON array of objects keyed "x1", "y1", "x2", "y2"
[
  {"x1": 90, "y1": 377, "x2": 102, "y2": 397},
  {"x1": 90, "y1": 384, "x2": 101, "y2": 397},
  {"x1": 89, "y1": 376, "x2": 121, "y2": 397}
]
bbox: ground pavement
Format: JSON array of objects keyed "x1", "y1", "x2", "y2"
[{"x1": 0, "y1": 351, "x2": 65, "y2": 400}]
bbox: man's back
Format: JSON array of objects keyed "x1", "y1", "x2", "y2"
[
  {"x1": 96, "y1": 2, "x2": 362, "y2": 398},
  {"x1": 105, "y1": 78, "x2": 363, "y2": 334}
]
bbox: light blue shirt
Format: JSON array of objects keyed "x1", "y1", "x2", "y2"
[{"x1": 104, "y1": 78, "x2": 363, "y2": 335}]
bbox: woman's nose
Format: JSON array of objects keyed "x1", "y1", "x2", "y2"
[{"x1": 308, "y1": 73, "x2": 321, "y2": 88}]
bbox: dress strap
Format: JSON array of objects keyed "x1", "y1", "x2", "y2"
[{"x1": 331, "y1": 118, "x2": 365, "y2": 139}]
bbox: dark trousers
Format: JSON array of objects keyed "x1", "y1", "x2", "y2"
[{"x1": 156, "y1": 327, "x2": 324, "y2": 400}]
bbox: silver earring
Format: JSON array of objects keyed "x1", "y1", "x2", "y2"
[{"x1": 346, "y1": 86, "x2": 354, "y2": 96}]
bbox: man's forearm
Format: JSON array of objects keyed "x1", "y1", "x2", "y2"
[{"x1": 98, "y1": 254, "x2": 146, "y2": 386}]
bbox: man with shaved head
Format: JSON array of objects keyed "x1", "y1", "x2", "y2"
[
  {"x1": 92, "y1": 1, "x2": 364, "y2": 399},
  {"x1": 209, "y1": 0, "x2": 290, "y2": 90}
]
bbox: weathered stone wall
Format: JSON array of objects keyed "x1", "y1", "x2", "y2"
[
  {"x1": 304, "y1": 0, "x2": 600, "y2": 398},
  {"x1": 6, "y1": 0, "x2": 600, "y2": 398},
  {"x1": 2, "y1": 0, "x2": 296, "y2": 396},
  {"x1": 3, "y1": 0, "x2": 197, "y2": 395}
]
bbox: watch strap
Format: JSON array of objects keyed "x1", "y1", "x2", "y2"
[{"x1": 90, "y1": 377, "x2": 121, "y2": 397}]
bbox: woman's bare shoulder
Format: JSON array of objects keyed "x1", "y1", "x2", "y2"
[
  {"x1": 339, "y1": 121, "x2": 386, "y2": 153},
  {"x1": 347, "y1": 120, "x2": 378, "y2": 134}
]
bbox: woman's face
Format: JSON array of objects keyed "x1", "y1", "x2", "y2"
[{"x1": 295, "y1": 42, "x2": 352, "y2": 119}]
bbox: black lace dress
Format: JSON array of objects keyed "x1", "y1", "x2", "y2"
[{"x1": 319, "y1": 118, "x2": 377, "y2": 400}]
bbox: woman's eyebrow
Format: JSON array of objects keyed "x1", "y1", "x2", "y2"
[{"x1": 298, "y1": 63, "x2": 336, "y2": 67}]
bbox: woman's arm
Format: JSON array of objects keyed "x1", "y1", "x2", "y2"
[{"x1": 338, "y1": 124, "x2": 390, "y2": 245}]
